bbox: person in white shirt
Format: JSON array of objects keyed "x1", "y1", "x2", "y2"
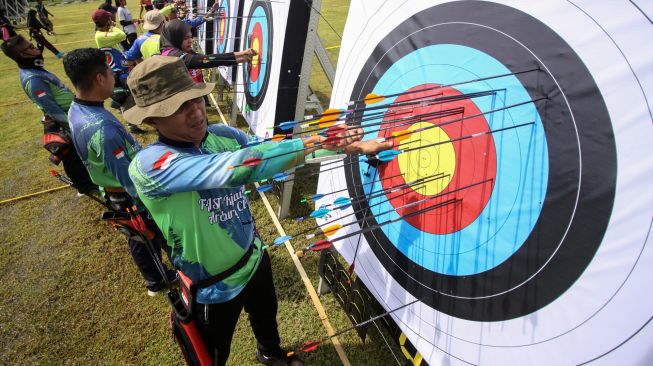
[{"x1": 116, "y1": 0, "x2": 138, "y2": 49}]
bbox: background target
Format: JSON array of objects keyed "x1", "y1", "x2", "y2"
[
  {"x1": 242, "y1": 0, "x2": 272, "y2": 110},
  {"x1": 236, "y1": 0, "x2": 311, "y2": 139},
  {"x1": 318, "y1": 0, "x2": 653, "y2": 364},
  {"x1": 216, "y1": 0, "x2": 230, "y2": 54}
]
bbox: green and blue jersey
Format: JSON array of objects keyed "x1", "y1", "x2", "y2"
[
  {"x1": 129, "y1": 124, "x2": 305, "y2": 303},
  {"x1": 19, "y1": 67, "x2": 74, "y2": 131},
  {"x1": 68, "y1": 99, "x2": 141, "y2": 198}
]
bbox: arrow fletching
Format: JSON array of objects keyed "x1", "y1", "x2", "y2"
[
  {"x1": 325, "y1": 124, "x2": 347, "y2": 136},
  {"x1": 391, "y1": 130, "x2": 413, "y2": 142},
  {"x1": 310, "y1": 208, "x2": 331, "y2": 219},
  {"x1": 273, "y1": 172, "x2": 290, "y2": 182},
  {"x1": 376, "y1": 149, "x2": 402, "y2": 162},
  {"x1": 256, "y1": 184, "x2": 273, "y2": 193},
  {"x1": 278, "y1": 120, "x2": 298, "y2": 131},
  {"x1": 364, "y1": 93, "x2": 384, "y2": 104},
  {"x1": 308, "y1": 240, "x2": 333, "y2": 251},
  {"x1": 333, "y1": 197, "x2": 351, "y2": 206},
  {"x1": 310, "y1": 193, "x2": 325, "y2": 201},
  {"x1": 298, "y1": 340, "x2": 322, "y2": 353},
  {"x1": 273, "y1": 235, "x2": 292, "y2": 246},
  {"x1": 321, "y1": 224, "x2": 342, "y2": 237},
  {"x1": 321, "y1": 135, "x2": 342, "y2": 146}
]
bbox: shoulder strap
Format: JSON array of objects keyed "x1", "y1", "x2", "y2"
[{"x1": 193, "y1": 244, "x2": 255, "y2": 290}]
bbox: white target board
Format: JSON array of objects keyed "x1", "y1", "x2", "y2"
[
  {"x1": 235, "y1": 0, "x2": 290, "y2": 138},
  {"x1": 213, "y1": 0, "x2": 242, "y2": 84},
  {"x1": 317, "y1": 1, "x2": 653, "y2": 364}
]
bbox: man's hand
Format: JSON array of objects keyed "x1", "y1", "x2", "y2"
[
  {"x1": 235, "y1": 48, "x2": 257, "y2": 63},
  {"x1": 310, "y1": 127, "x2": 394, "y2": 155}
]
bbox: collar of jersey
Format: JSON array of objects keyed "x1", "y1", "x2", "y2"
[
  {"x1": 158, "y1": 131, "x2": 209, "y2": 149},
  {"x1": 73, "y1": 97, "x2": 104, "y2": 107}
]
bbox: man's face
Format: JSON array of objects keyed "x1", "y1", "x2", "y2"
[
  {"x1": 97, "y1": 66, "x2": 115, "y2": 99},
  {"x1": 148, "y1": 97, "x2": 207, "y2": 144},
  {"x1": 17, "y1": 39, "x2": 42, "y2": 59}
]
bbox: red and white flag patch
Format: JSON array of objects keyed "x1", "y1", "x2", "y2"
[
  {"x1": 113, "y1": 147, "x2": 125, "y2": 159},
  {"x1": 35, "y1": 90, "x2": 46, "y2": 98},
  {"x1": 153, "y1": 151, "x2": 179, "y2": 170}
]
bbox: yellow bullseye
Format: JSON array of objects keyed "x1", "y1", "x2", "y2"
[
  {"x1": 397, "y1": 122, "x2": 455, "y2": 196},
  {"x1": 251, "y1": 38, "x2": 260, "y2": 67}
]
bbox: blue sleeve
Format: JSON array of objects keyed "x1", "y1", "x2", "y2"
[
  {"x1": 24, "y1": 78, "x2": 69, "y2": 125},
  {"x1": 124, "y1": 37, "x2": 143, "y2": 61},
  {"x1": 99, "y1": 125, "x2": 140, "y2": 198},
  {"x1": 132, "y1": 138, "x2": 305, "y2": 198},
  {"x1": 183, "y1": 17, "x2": 205, "y2": 28}
]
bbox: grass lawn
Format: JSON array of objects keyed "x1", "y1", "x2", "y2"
[{"x1": 0, "y1": 1, "x2": 403, "y2": 365}]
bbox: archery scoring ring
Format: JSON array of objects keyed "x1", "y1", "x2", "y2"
[
  {"x1": 243, "y1": 0, "x2": 272, "y2": 111},
  {"x1": 216, "y1": 0, "x2": 229, "y2": 53},
  {"x1": 344, "y1": 1, "x2": 616, "y2": 321},
  {"x1": 378, "y1": 84, "x2": 497, "y2": 235}
]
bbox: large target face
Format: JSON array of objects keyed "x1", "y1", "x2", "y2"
[
  {"x1": 243, "y1": 0, "x2": 272, "y2": 110},
  {"x1": 216, "y1": 0, "x2": 229, "y2": 54},
  {"x1": 319, "y1": 1, "x2": 653, "y2": 364}
]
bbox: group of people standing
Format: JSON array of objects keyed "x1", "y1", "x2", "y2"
[{"x1": 1, "y1": 1, "x2": 393, "y2": 365}]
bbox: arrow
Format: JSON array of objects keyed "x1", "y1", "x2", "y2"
[
  {"x1": 350, "y1": 67, "x2": 539, "y2": 105},
  {"x1": 302, "y1": 173, "x2": 443, "y2": 219},
  {"x1": 276, "y1": 89, "x2": 493, "y2": 134},
  {"x1": 296, "y1": 195, "x2": 464, "y2": 257},
  {"x1": 287, "y1": 299, "x2": 421, "y2": 357},
  {"x1": 291, "y1": 177, "x2": 490, "y2": 247},
  {"x1": 300, "y1": 173, "x2": 405, "y2": 203}
]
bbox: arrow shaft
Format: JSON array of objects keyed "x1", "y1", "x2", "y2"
[
  {"x1": 403, "y1": 121, "x2": 535, "y2": 154},
  {"x1": 327, "y1": 178, "x2": 493, "y2": 244},
  {"x1": 351, "y1": 67, "x2": 539, "y2": 104}
]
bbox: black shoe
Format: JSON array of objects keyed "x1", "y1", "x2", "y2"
[
  {"x1": 146, "y1": 270, "x2": 179, "y2": 297},
  {"x1": 256, "y1": 349, "x2": 304, "y2": 366}
]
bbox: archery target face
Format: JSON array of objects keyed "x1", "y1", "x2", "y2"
[
  {"x1": 216, "y1": 0, "x2": 230, "y2": 53},
  {"x1": 317, "y1": 0, "x2": 653, "y2": 364},
  {"x1": 236, "y1": 0, "x2": 290, "y2": 138},
  {"x1": 243, "y1": 0, "x2": 272, "y2": 110}
]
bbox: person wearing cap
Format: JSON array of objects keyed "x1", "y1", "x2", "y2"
[
  {"x1": 1, "y1": 36, "x2": 97, "y2": 195},
  {"x1": 124, "y1": 9, "x2": 164, "y2": 63},
  {"x1": 93, "y1": 9, "x2": 127, "y2": 52},
  {"x1": 126, "y1": 56, "x2": 393, "y2": 366},
  {"x1": 62, "y1": 48, "x2": 176, "y2": 296}
]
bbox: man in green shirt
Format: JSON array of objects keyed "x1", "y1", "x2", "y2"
[{"x1": 126, "y1": 57, "x2": 392, "y2": 365}]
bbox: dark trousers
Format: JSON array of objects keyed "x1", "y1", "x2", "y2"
[
  {"x1": 194, "y1": 251, "x2": 281, "y2": 366},
  {"x1": 61, "y1": 149, "x2": 96, "y2": 193},
  {"x1": 127, "y1": 214, "x2": 173, "y2": 289},
  {"x1": 120, "y1": 32, "x2": 138, "y2": 51},
  {"x1": 30, "y1": 30, "x2": 59, "y2": 55}
]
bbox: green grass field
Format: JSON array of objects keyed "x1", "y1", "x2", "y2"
[{"x1": 0, "y1": 1, "x2": 405, "y2": 365}]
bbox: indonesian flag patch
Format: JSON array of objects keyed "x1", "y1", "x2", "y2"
[
  {"x1": 113, "y1": 147, "x2": 125, "y2": 159},
  {"x1": 35, "y1": 90, "x2": 46, "y2": 98},
  {"x1": 153, "y1": 151, "x2": 179, "y2": 170}
]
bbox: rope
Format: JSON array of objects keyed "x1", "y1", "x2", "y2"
[{"x1": 0, "y1": 185, "x2": 69, "y2": 205}]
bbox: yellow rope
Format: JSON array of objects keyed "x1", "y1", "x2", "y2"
[{"x1": 0, "y1": 185, "x2": 69, "y2": 205}]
